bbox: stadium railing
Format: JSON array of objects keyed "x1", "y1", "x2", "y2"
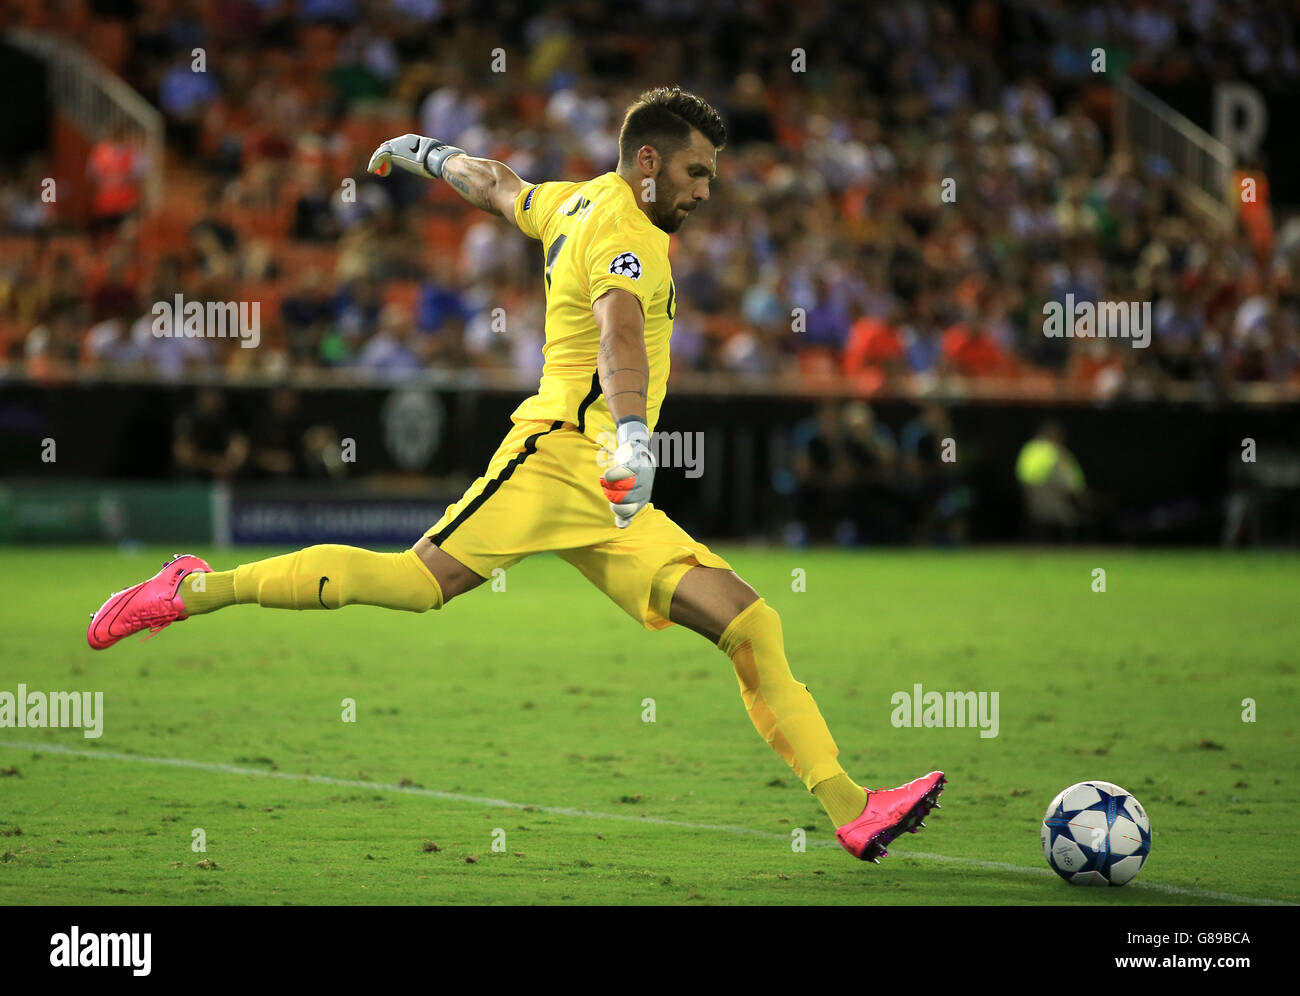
[
  {"x1": 6, "y1": 27, "x2": 164, "y2": 214},
  {"x1": 1113, "y1": 75, "x2": 1235, "y2": 227}
]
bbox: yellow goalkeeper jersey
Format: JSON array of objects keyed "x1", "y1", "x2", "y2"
[{"x1": 511, "y1": 172, "x2": 676, "y2": 443}]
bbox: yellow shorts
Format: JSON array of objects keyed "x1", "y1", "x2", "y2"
[{"x1": 426, "y1": 418, "x2": 732, "y2": 629}]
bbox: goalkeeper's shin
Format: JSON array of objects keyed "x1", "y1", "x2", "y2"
[{"x1": 185, "y1": 546, "x2": 444, "y2": 614}]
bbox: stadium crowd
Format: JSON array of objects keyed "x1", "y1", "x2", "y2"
[{"x1": 2, "y1": 0, "x2": 1298, "y2": 399}]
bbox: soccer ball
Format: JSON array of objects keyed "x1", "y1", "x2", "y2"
[{"x1": 1041, "y1": 780, "x2": 1152, "y2": 886}]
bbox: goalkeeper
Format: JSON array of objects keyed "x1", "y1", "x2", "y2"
[{"x1": 87, "y1": 87, "x2": 944, "y2": 863}]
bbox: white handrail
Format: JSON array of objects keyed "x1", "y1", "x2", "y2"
[
  {"x1": 1114, "y1": 75, "x2": 1235, "y2": 227},
  {"x1": 6, "y1": 27, "x2": 165, "y2": 212}
]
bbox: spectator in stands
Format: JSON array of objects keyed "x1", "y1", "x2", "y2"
[
  {"x1": 800, "y1": 274, "x2": 854, "y2": 365},
  {"x1": 546, "y1": 78, "x2": 616, "y2": 163},
  {"x1": 844, "y1": 303, "x2": 905, "y2": 392},
  {"x1": 199, "y1": 54, "x2": 254, "y2": 177},
  {"x1": 740, "y1": 265, "x2": 784, "y2": 337},
  {"x1": 333, "y1": 275, "x2": 383, "y2": 346},
  {"x1": 127, "y1": 255, "x2": 215, "y2": 378},
  {"x1": 356, "y1": 301, "x2": 424, "y2": 376},
  {"x1": 5, "y1": 0, "x2": 1299, "y2": 403},
  {"x1": 86, "y1": 122, "x2": 147, "y2": 242},
  {"x1": 330, "y1": 21, "x2": 399, "y2": 106},
  {"x1": 89, "y1": 249, "x2": 138, "y2": 325},
  {"x1": 189, "y1": 196, "x2": 240, "y2": 279},
  {"x1": 24, "y1": 311, "x2": 82, "y2": 375},
  {"x1": 724, "y1": 72, "x2": 776, "y2": 148},
  {"x1": 461, "y1": 270, "x2": 518, "y2": 366},
  {"x1": 41, "y1": 254, "x2": 86, "y2": 323},
  {"x1": 173, "y1": 387, "x2": 249, "y2": 480},
  {"x1": 1152, "y1": 281, "x2": 1207, "y2": 381},
  {"x1": 1, "y1": 161, "x2": 56, "y2": 233},
  {"x1": 415, "y1": 257, "x2": 469, "y2": 334},
  {"x1": 159, "y1": 52, "x2": 220, "y2": 156},
  {"x1": 281, "y1": 268, "x2": 337, "y2": 365},
  {"x1": 941, "y1": 308, "x2": 1010, "y2": 377},
  {"x1": 299, "y1": 0, "x2": 361, "y2": 27},
  {"x1": 331, "y1": 169, "x2": 391, "y2": 232},
  {"x1": 418, "y1": 68, "x2": 483, "y2": 149},
  {"x1": 83, "y1": 311, "x2": 136, "y2": 370},
  {"x1": 292, "y1": 165, "x2": 343, "y2": 243},
  {"x1": 900, "y1": 292, "x2": 944, "y2": 378}
]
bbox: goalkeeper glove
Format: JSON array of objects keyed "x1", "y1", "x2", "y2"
[
  {"x1": 600, "y1": 418, "x2": 655, "y2": 529},
  {"x1": 367, "y1": 134, "x2": 465, "y2": 180}
]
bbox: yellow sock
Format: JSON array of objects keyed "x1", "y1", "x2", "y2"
[
  {"x1": 181, "y1": 546, "x2": 444, "y2": 614},
  {"x1": 812, "y1": 772, "x2": 869, "y2": 826},
  {"x1": 180, "y1": 570, "x2": 236, "y2": 615},
  {"x1": 718, "y1": 598, "x2": 852, "y2": 814}
]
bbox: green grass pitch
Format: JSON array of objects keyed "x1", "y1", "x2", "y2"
[{"x1": 0, "y1": 546, "x2": 1296, "y2": 905}]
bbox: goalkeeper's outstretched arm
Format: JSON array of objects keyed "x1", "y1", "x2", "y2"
[
  {"x1": 367, "y1": 133, "x2": 525, "y2": 228},
  {"x1": 439, "y1": 154, "x2": 525, "y2": 224}
]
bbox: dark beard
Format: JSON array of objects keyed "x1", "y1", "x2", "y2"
[
  {"x1": 655, "y1": 207, "x2": 685, "y2": 234},
  {"x1": 650, "y1": 177, "x2": 685, "y2": 232}
]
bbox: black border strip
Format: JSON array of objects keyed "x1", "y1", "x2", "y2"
[
  {"x1": 430, "y1": 420, "x2": 565, "y2": 545},
  {"x1": 575, "y1": 372, "x2": 602, "y2": 433}
]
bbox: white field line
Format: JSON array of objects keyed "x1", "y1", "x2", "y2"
[{"x1": 0, "y1": 740, "x2": 1291, "y2": 906}]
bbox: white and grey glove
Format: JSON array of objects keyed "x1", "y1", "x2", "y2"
[
  {"x1": 367, "y1": 133, "x2": 465, "y2": 180},
  {"x1": 600, "y1": 418, "x2": 655, "y2": 529}
]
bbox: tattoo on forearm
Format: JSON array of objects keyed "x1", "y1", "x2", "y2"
[
  {"x1": 597, "y1": 330, "x2": 648, "y2": 422},
  {"x1": 443, "y1": 159, "x2": 502, "y2": 216}
]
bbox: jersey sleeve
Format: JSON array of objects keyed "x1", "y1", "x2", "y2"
[
  {"x1": 586, "y1": 218, "x2": 668, "y2": 315},
  {"x1": 513, "y1": 181, "x2": 572, "y2": 241}
]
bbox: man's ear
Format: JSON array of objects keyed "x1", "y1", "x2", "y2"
[{"x1": 637, "y1": 144, "x2": 659, "y2": 177}]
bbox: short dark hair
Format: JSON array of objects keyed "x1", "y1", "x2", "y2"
[{"x1": 618, "y1": 86, "x2": 726, "y2": 167}]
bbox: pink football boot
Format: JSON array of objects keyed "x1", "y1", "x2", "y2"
[
  {"x1": 87, "y1": 554, "x2": 212, "y2": 650},
  {"x1": 835, "y1": 770, "x2": 946, "y2": 863}
]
